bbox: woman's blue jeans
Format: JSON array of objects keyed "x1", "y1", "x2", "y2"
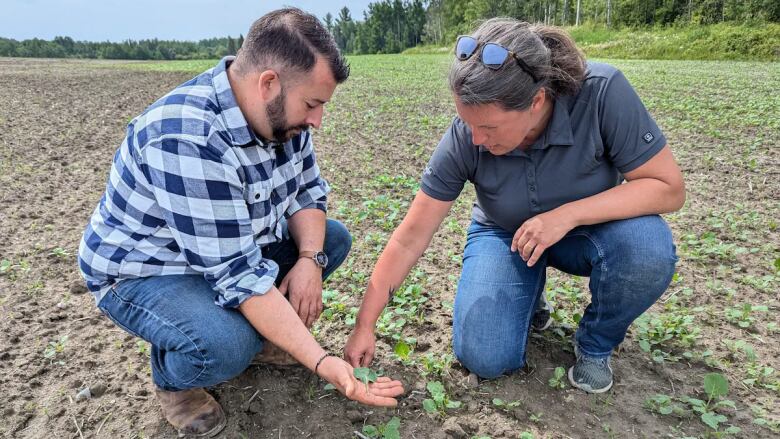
[
  {"x1": 97, "y1": 219, "x2": 352, "y2": 391},
  {"x1": 453, "y1": 215, "x2": 678, "y2": 379}
]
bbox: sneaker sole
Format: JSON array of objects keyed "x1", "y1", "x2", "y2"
[{"x1": 567, "y1": 366, "x2": 613, "y2": 394}]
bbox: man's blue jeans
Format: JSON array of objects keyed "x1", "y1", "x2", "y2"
[
  {"x1": 98, "y1": 219, "x2": 352, "y2": 391},
  {"x1": 453, "y1": 215, "x2": 678, "y2": 379}
]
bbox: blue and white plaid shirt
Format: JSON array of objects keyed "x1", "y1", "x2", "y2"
[{"x1": 78, "y1": 57, "x2": 330, "y2": 308}]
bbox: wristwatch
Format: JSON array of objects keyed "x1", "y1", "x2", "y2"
[{"x1": 299, "y1": 250, "x2": 328, "y2": 269}]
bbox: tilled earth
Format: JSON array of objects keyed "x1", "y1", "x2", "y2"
[{"x1": 0, "y1": 57, "x2": 778, "y2": 439}]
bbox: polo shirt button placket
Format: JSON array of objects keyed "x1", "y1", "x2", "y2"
[{"x1": 527, "y1": 168, "x2": 539, "y2": 213}]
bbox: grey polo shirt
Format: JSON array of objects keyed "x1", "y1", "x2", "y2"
[{"x1": 421, "y1": 62, "x2": 667, "y2": 233}]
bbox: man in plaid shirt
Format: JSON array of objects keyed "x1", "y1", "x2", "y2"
[{"x1": 78, "y1": 8, "x2": 403, "y2": 436}]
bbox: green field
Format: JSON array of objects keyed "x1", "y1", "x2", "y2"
[
  {"x1": 1, "y1": 54, "x2": 778, "y2": 437},
  {"x1": 110, "y1": 53, "x2": 780, "y2": 437}
]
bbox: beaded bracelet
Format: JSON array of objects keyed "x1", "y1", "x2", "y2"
[{"x1": 314, "y1": 352, "x2": 330, "y2": 375}]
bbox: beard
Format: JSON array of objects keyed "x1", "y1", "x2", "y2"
[{"x1": 265, "y1": 87, "x2": 310, "y2": 142}]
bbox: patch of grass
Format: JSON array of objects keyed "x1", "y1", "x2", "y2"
[{"x1": 573, "y1": 23, "x2": 780, "y2": 61}]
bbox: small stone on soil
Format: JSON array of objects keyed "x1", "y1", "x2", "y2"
[
  {"x1": 75, "y1": 387, "x2": 92, "y2": 402},
  {"x1": 89, "y1": 383, "x2": 107, "y2": 397}
]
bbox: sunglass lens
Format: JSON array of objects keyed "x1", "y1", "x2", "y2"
[
  {"x1": 482, "y1": 43, "x2": 508, "y2": 69},
  {"x1": 456, "y1": 36, "x2": 478, "y2": 60}
]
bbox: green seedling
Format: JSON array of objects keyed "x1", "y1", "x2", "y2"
[
  {"x1": 422, "y1": 381, "x2": 460, "y2": 415},
  {"x1": 634, "y1": 299, "x2": 701, "y2": 363},
  {"x1": 44, "y1": 335, "x2": 69, "y2": 364},
  {"x1": 548, "y1": 367, "x2": 567, "y2": 389},
  {"x1": 492, "y1": 398, "x2": 522, "y2": 410},
  {"x1": 0, "y1": 259, "x2": 30, "y2": 280},
  {"x1": 724, "y1": 303, "x2": 768, "y2": 329},
  {"x1": 722, "y1": 339, "x2": 757, "y2": 362},
  {"x1": 683, "y1": 373, "x2": 739, "y2": 433},
  {"x1": 393, "y1": 339, "x2": 415, "y2": 365},
  {"x1": 647, "y1": 373, "x2": 739, "y2": 434},
  {"x1": 353, "y1": 367, "x2": 380, "y2": 391},
  {"x1": 362, "y1": 416, "x2": 400, "y2": 439},
  {"x1": 421, "y1": 353, "x2": 453, "y2": 378},
  {"x1": 644, "y1": 394, "x2": 686, "y2": 416},
  {"x1": 750, "y1": 405, "x2": 780, "y2": 433},
  {"x1": 25, "y1": 280, "x2": 44, "y2": 296},
  {"x1": 743, "y1": 364, "x2": 779, "y2": 391},
  {"x1": 50, "y1": 247, "x2": 71, "y2": 259},
  {"x1": 136, "y1": 340, "x2": 151, "y2": 357}
]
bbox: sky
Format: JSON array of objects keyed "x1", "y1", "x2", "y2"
[{"x1": 1, "y1": 0, "x2": 374, "y2": 42}]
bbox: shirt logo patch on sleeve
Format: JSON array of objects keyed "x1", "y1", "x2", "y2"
[
  {"x1": 424, "y1": 165, "x2": 434, "y2": 176},
  {"x1": 643, "y1": 132, "x2": 655, "y2": 143}
]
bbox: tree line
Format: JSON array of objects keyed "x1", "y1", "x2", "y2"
[
  {"x1": 1, "y1": 0, "x2": 777, "y2": 59},
  {"x1": 329, "y1": 0, "x2": 780, "y2": 52},
  {"x1": 0, "y1": 35, "x2": 244, "y2": 60}
]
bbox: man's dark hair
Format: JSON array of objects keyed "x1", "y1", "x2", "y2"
[{"x1": 235, "y1": 8, "x2": 349, "y2": 83}]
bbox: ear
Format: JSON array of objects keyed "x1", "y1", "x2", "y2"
[
  {"x1": 531, "y1": 88, "x2": 546, "y2": 112},
  {"x1": 256, "y1": 69, "x2": 281, "y2": 102}
]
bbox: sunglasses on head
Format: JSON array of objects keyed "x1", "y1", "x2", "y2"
[{"x1": 455, "y1": 35, "x2": 539, "y2": 83}]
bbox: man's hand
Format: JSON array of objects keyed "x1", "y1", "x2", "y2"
[
  {"x1": 344, "y1": 326, "x2": 376, "y2": 367},
  {"x1": 511, "y1": 209, "x2": 576, "y2": 267},
  {"x1": 279, "y1": 259, "x2": 323, "y2": 327},
  {"x1": 317, "y1": 356, "x2": 404, "y2": 407}
]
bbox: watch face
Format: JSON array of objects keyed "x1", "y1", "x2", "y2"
[{"x1": 314, "y1": 252, "x2": 328, "y2": 267}]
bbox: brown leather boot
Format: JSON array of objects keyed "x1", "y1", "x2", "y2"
[
  {"x1": 251, "y1": 341, "x2": 298, "y2": 366},
  {"x1": 155, "y1": 387, "x2": 226, "y2": 437}
]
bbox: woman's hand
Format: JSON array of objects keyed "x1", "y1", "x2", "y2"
[
  {"x1": 344, "y1": 326, "x2": 377, "y2": 367},
  {"x1": 511, "y1": 209, "x2": 576, "y2": 267},
  {"x1": 317, "y1": 356, "x2": 404, "y2": 407}
]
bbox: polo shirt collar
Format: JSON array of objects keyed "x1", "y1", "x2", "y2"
[
  {"x1": 494, "y1": 97, "x2": 574, "y2": 156},
  {"x1": 211, "y1": 56, "x2": 275, "y2": 148},
  {"x1": 529, "y1": 96, "x2": 574, "y2": 150}
]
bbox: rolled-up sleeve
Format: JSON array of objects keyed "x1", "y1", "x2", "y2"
[
  {"x1": 286, "y1": 131, "x2": 330, "y2": 217},
  {"x1": 140, "y1": 137, "x2": 277, "y2": 308}
]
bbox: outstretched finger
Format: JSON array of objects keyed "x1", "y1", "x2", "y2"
[
  {"x1": 368, "y1": 383, "x2": 405, "y2": 398},
  {"x1": 358, "y1": 392, "x2": 399, "y2": 407}
]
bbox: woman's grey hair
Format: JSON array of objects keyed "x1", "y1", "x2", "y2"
[{"x1": 449, "y1": 18, "x2": 586, "y2": 111}]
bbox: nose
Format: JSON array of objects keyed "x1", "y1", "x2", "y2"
[
  {"x1": 305, "y1": 106, "x2": 324, "y2": 129},
  {"x1": 471, "y1": 128, "x2": 487, "y2": 146}
]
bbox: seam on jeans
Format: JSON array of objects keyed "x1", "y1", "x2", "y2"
[
  {"x1": 106, "y1": 288, "x2": 208, "y2": 387},
  {"x1": 516, "y1": 262, "x2": 547, "y2": 364},
  {"x1": 566, "y1": 231, "x2": 609, "y2": 354}
]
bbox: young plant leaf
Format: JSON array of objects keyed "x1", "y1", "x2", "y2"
[
  {"x1": 422, "y1": 398, "x2": 437, "y2": 413},
  {"x1": 704, "y1": 373, "x2": 729, "y2": 399},
  {"x1": 701, "y1": 412, "x2": 727, "y2": 430}
]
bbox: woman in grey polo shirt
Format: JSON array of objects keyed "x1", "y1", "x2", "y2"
[{"x1": 345, "y1": 18, "x2": 685, "y2": 393}]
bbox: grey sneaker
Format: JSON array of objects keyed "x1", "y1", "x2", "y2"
[
  {"x1": 568, "y1": 347, "x2": 613, "y2": 393},
  {"x1": 530, "y1": 294, "x2": 553, "y2": 331}
]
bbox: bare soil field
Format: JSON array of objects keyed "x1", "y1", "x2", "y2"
[{"x1": 0, "y1": 57, "x2": 777, "y2": 438}]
